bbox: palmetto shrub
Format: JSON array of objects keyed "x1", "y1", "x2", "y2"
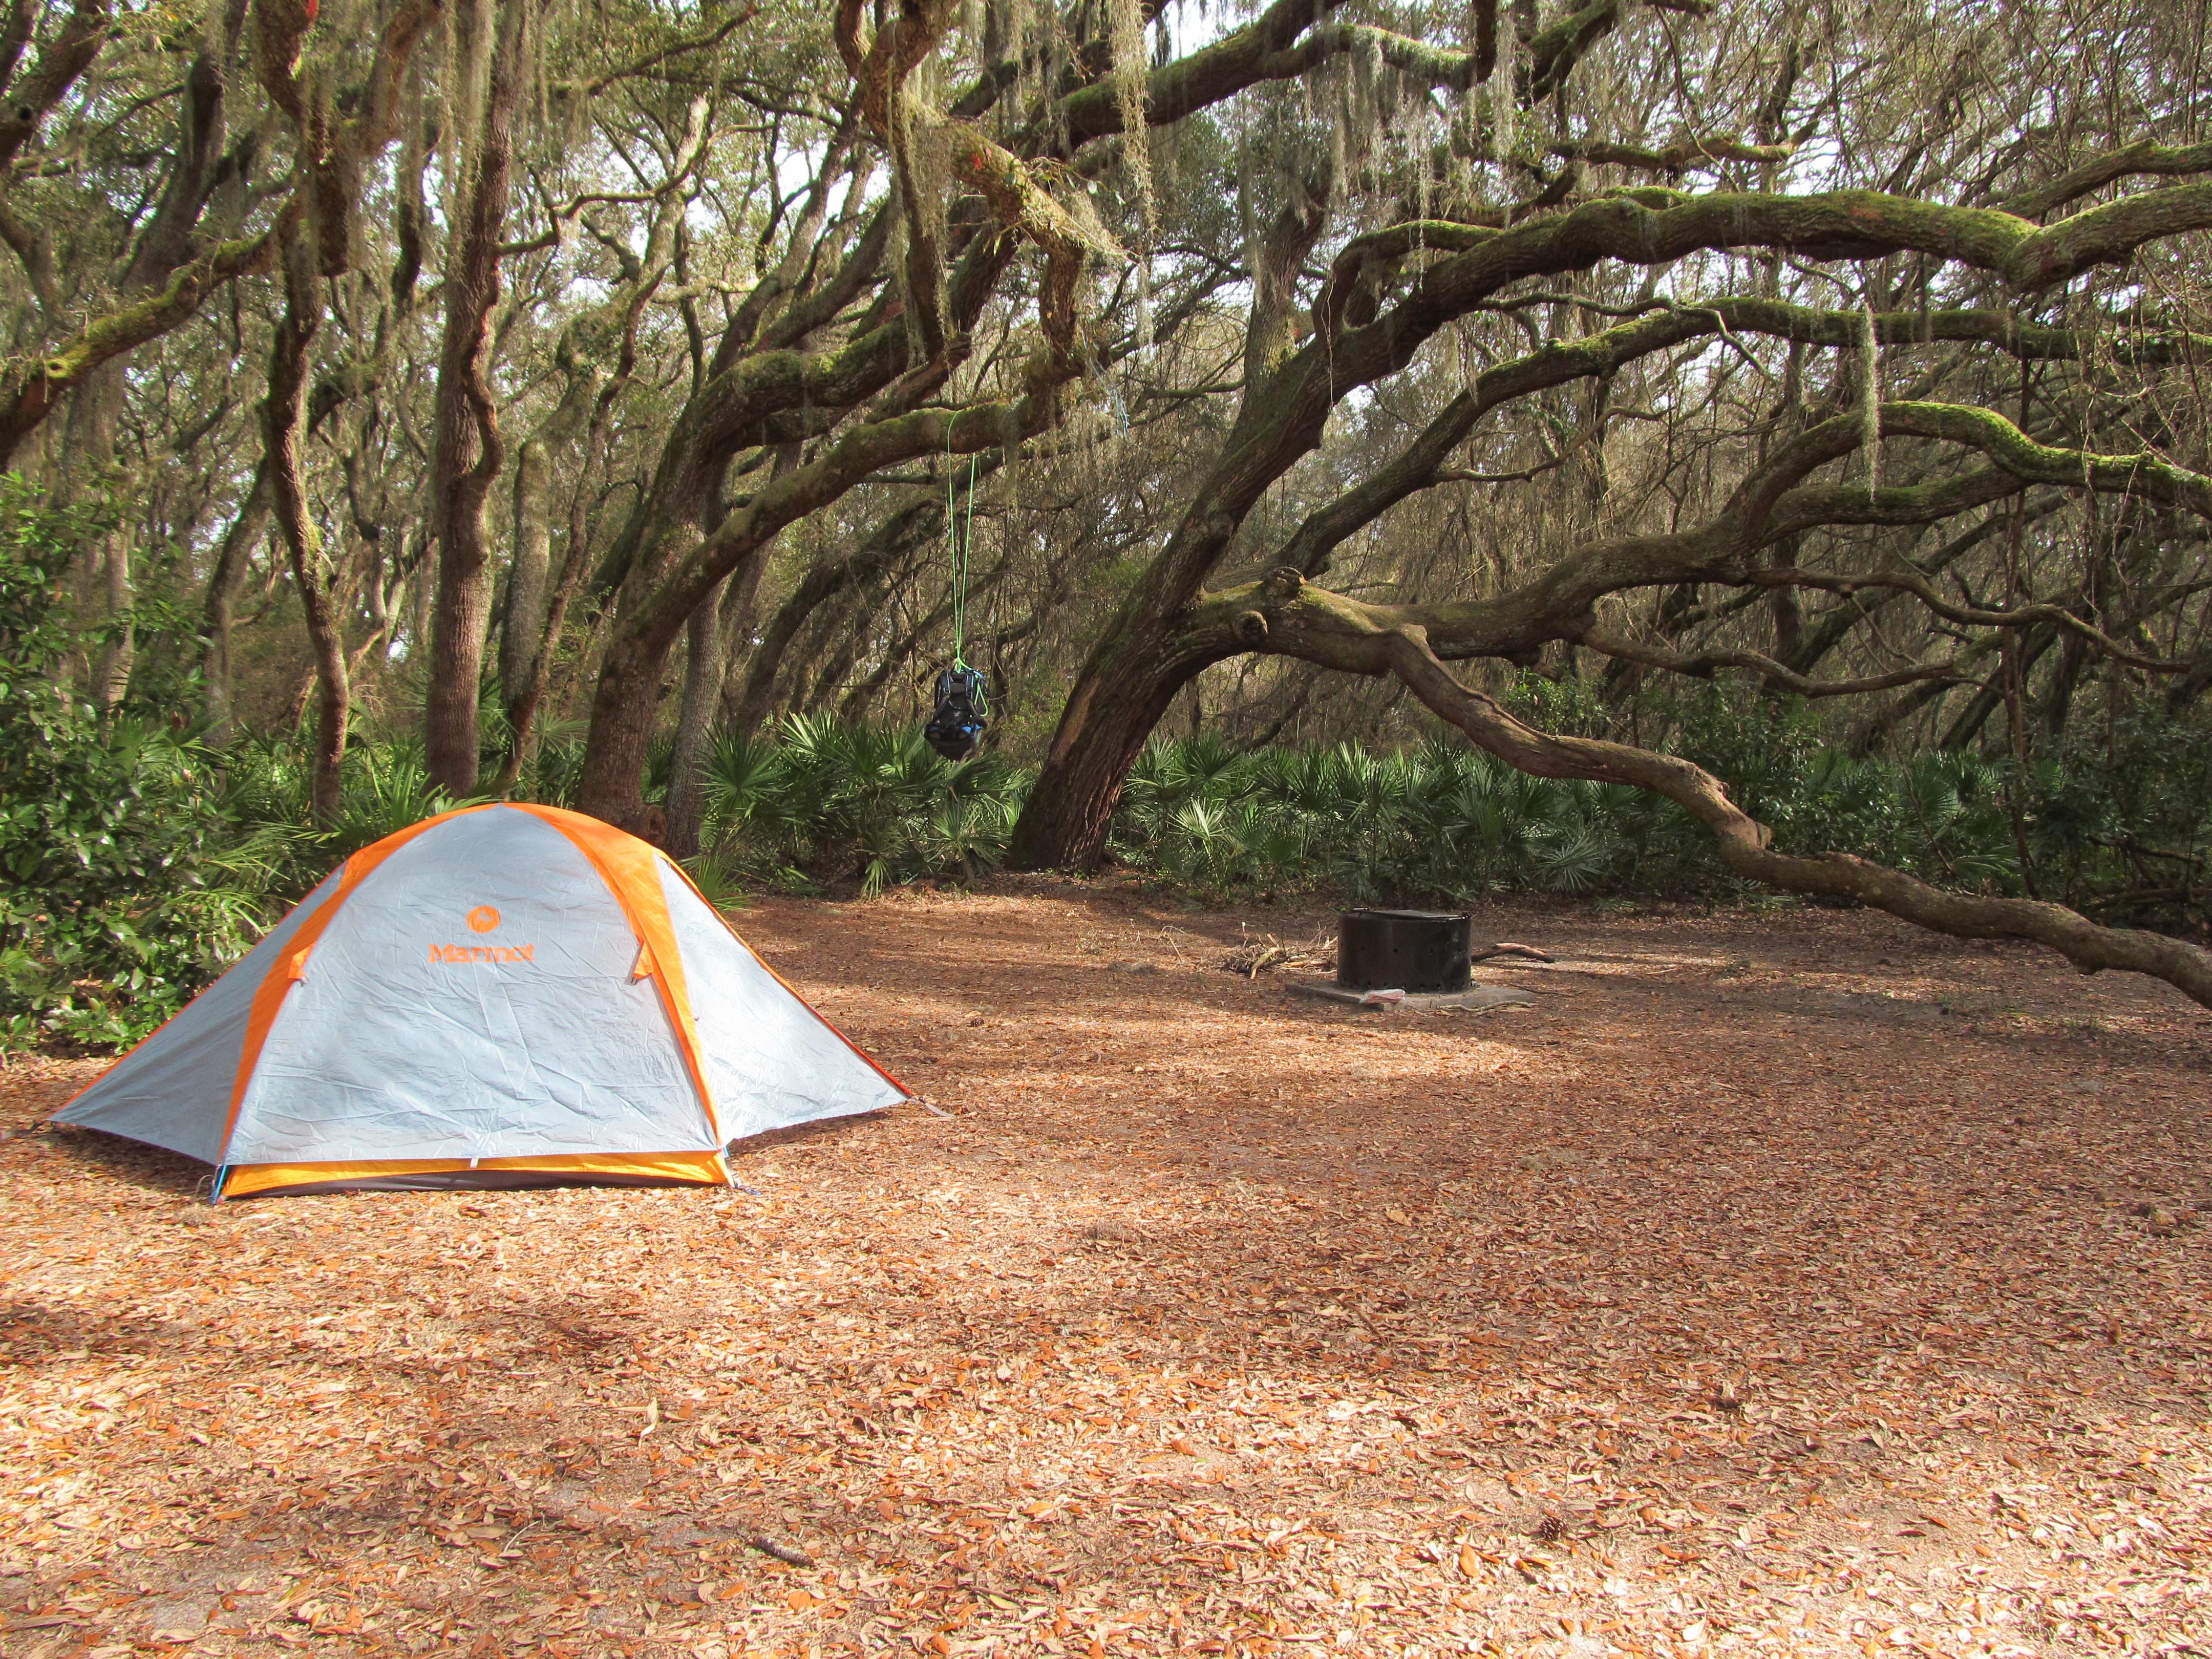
[
  {"x1": 7, "y1": 650, "x2": 2204, "y2": 1050},
  {"x1": 680, "y1": 694, "x2": 2206, "y2": 922},
  {"x1": 694, "y1": 713, "x2": 1024, "y2": 896}
]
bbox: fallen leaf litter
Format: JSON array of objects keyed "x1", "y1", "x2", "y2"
[{"x1": 2, "y1": 880, "x2": 2207, "y2": 1657}]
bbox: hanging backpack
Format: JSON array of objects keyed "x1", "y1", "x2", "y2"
[
  {"x1": 923, "y1": 451, "x2": 990, "y2": 761},
  {"x1": 925, "y1": 664, "x2": 988, "y2": 761}
]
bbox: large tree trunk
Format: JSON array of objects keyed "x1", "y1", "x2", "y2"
[
  {"x1": 492, "y1": 427, "x2": 602, "y2": 794},
  {"x1": 662, "y1": 574, "x2": 735, "y2": 859},
  {"x1": 49, "y1": 8, "x2": 259, "y2": 710},
  {"x1": 497, "y1": 434, "x2": 551, "y2": 719},
  {"x1": 422, "y1": 0, "x2": 534, "y2": 795},
  {"x1": 68, "y1": 368, "x2": 135, "y2": 714},
  {"x1": 266, "y1": 233, "x2": 349, "y2": 822},
  {"x1": 1005, "y1": 621, "x2": 1224, "y2": 869},
  {"x1": 575, "y1": 630, "x2": 670, "y2": 831},
  {"x1": 95, "y1": 517, "x2": 134, "y2": 711},
  {"x1": 1008, "y1": 183, "x2": 1333, "y2": 869}
]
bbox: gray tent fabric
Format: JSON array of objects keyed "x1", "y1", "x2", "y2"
[
  {"x1": 45, "y1": 870, "x2": 345, "y2": 1163},
  {"x1": 654, "y1": 859, "x2": 903, "y2": 1140},
  {"x1": 51, "y1": 803, "x2": 906, "y2": 1194}
]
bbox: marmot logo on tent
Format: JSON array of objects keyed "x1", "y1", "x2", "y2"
[
  {"x1": 467, "y1": 905, "x2": 501, "y2": 932},
  {"x1": 429, "y1": 942, "x2": 536, "y2": 964}
]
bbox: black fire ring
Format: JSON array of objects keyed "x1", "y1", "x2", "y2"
[{"x1": 1335, "y1": 908, "x2": 1472, "y2": 994}]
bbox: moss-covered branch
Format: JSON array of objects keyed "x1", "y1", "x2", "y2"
[
  {"x1": 1878, "y1": 400, "x2": 2212, "y2": 517},
  {"x1": 0, "y1": 211, "x2": 293, "y2": 469},
  {"x1": 1060, "y1": 0, "x2": 1344, "y2": 145},
  {"x1": 2002, "y1": 138, "x2": 2212, "y2": 220}
]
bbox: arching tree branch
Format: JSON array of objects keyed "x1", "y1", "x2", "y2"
[
  {"x1": 1240, "y1": 570, "x2": 2212, "y2": 1008},
  {"x1": 1573, "y1": 629, "x2": 1967, "y2": 697}
]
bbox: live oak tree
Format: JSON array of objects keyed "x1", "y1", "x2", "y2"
[
  {"x1": 10, "y1": 0, "x2": 2212, "y2": 1008},
  {"x1": 992, "y1": 0, "x2": 2212, "y2": 1004}
]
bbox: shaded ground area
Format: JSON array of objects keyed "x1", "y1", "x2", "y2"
[{"x1": 3, "y1": 883, "x2": 2208, "y2": 1658}]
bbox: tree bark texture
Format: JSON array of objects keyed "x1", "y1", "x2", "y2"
[
  {"x1": 200, "y1": 461, "x2": 272, "y2": 743},
  {"x1": 492, "y1": 423, "x2": 603, "y2": 793},
  {"x1": 422, "y1": 0, "x2": 534, "y2": 795},
  {"x1": 498, "y1": 435, "x2": 551, "y2": 718},
  {"x1": 662, "y1": 573, "x2": 735, "y2": 860},
  {"x1": 265, "y1": 232, "x2": 349, "y2": 822},
  {"x1": 1003, "y1": 630, "x2": 1222, "y2": 870}
]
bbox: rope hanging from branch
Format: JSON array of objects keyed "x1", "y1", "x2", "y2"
[{"x1": 924, "y1": 451, "x2": 989, "y2": 761}]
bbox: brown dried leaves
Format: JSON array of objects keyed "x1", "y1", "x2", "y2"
[{"x1": 1, "y1": 888, "x2": 2207, "y2": 1656}]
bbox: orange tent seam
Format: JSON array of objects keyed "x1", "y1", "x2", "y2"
[{"x1": 222, "y1": 1150, "x2": 731, "y2": 1198}]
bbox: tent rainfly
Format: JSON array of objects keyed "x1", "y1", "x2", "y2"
[{"x1": 52, "y1": 804, "x2": 906, "y2": 1200}]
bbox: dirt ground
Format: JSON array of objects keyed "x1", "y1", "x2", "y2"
[{"x1": 3, "y1": 882, "x2": 2209, "y2": 1659}]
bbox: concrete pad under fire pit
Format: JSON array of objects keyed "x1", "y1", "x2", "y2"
[{"x1": 1282, "y1": 977, "x2": 1536, "y2": 1013}]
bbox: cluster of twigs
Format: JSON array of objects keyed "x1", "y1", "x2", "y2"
[{"x1": 1218, "y1": 930, "x2": 1337, "y2": 979}]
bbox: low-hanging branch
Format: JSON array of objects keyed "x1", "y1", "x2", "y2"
[
  {"x1": 1246, "y1": 569, "x2": 2212, "y2": 1009},
  {"x1": 1573, "y1": 628, "x2": 1968, "y2": 698},
  {"x1": 1756, "y1": 565, "x2": 2192, "y2": 675}
]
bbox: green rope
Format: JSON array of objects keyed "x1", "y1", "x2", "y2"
[{"x1": 946, "y1": 451, "x2": 977, "y2": 672}]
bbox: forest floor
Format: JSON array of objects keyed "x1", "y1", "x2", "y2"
[{"x1": 3, "y1": 881, "x2": 2209, "y2": 1659}]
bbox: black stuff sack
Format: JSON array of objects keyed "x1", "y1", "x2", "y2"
[{"x1": 924, "y1": 665, "x2": 989, "y2": 760}]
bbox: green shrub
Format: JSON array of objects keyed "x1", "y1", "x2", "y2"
[
  {"x1": 693, "y1": 712, "x2": 1024, "y2": 896},
  {"x1": 0, "y1": 486, "x2": 314, "y2": 1048}
]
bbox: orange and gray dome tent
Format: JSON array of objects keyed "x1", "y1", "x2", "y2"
[{"x1": 50, "y1": 804, "x2": 906, "y2": 1201}]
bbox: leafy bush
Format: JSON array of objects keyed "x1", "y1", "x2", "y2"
[
  {"x1": 2027, "y1": 703, "x2": 2212, "y2": 932},
  {"x1": 1111, "y1": 734, "x2": 1674, "y2": 903},
  {"x1": 0, "y1": 487, "x2": 314, "y2": 1048},
  {"x1": 8, "y1": 600, "x2": 2205, "y2": 1053},
  {"x1": 0, "y1": 484, "x2": 501, "y2": 1051},
  {"x1": 1108, "y1": 684, "x2": 2207, "y2": 925},
  {"x1": 693, "y1": 713, "x2": 1024, "y2": 896}
]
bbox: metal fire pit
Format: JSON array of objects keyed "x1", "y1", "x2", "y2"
[{"x1": 1336, "y1": 909, "x2": 1472, "y2": 994}]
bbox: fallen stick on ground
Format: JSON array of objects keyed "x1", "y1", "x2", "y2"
[{"x1": 1472, "y1": 941, "x2": 1555, "y2": 963}]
